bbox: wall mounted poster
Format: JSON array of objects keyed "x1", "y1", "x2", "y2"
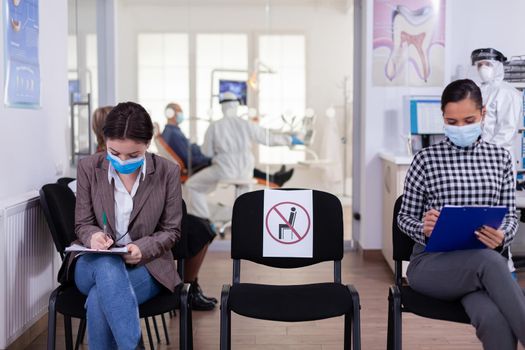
[
  {"x1": 373, "y1": 0, "x2": 445, "y2": 87},
  {"x1": 3, "y1": 0, "x2": 40, "y2": 107}
]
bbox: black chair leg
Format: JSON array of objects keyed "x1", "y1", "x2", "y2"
[
  {"x1": 352, "y1": 306, "x2": 361, "y2": 349},
  {"x1": 187, "y1": 303, "x2": 194, "y2": 350},
  {"x1": 179, "y1": 306, "x2": 187, "y2": 350},
  {"x1": 344, "y1": 314, "x2": 351, "y2": 350},
  {"x1": 152, "y1": 316, "x2": 161, "y2": 343},
  {"x1": 220, "y1": 285, "x2": 231, "y2": 350},
  {"x1": 47, "y1": 289, "x2": 58, "y2": 350},
  {"x1": 387, "y1": 294, "x2": 394, "y2": 350},
  {"x1": 220, "y1": 300, "x2": 231, "y2": 350},
  {"x1": 74, "y1": 318, "x2": 86, "y2": 350},
  {"x1": 161, "y1": 313, "x2": 170, "y2": 345},
  {"x1": 388, "y1": 287, "x2": 402, "y2": 350},
  {"x1": 64, "y1": 316, "x2": 74, "y2": 350},
  {"x1": 219, "y1": 307, "x2": 231, "y2": 350},
  {"x1": 347, "y1": 285, "x2": 361, "y2": 350},
  {"x1": 144, "y1": 317, "x2": 155, "y2": 350},
  {"x1": 393, "y1": 300, "x2": 402, "y2": 350},
  {"x1": 180, "y1": 283, "x2": 192, "y2": 350}
]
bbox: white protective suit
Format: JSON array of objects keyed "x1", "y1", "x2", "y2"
[
  {"x1": 479, "y1": 60, "x2": 523, "y2": 161},
  {"x1": 477, "y1": 59, "x2": 523, "y2": 275},
  {"x1": 184, "y1": 101, "x2": 292, "y2": 218}
]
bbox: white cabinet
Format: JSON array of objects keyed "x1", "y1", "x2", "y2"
[{"x1": 380, "y1": 153, "x2": 411, "y2": 275}]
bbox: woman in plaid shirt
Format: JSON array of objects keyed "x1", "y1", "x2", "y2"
[{"x1": 398, "y1": 79, "x2": 525, "y2": 349}]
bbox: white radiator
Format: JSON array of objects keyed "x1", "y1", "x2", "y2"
[{"x1": 0, "y1": 192, "x2": 57, "y2": 349}]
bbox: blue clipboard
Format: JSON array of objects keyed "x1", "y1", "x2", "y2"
[{"x1": 425, "y1": 206, "x2": 508, "y2": 253}]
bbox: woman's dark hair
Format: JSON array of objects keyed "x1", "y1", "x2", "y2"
[
  {"x1": 441, "y1": 79, "x2": 483, "y2": 112},
  {"x1": 103, "y1": 102, "x2": 153, "y2": 144}
]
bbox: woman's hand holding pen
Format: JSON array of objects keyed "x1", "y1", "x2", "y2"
[
  {"x1": 423, "y1": 209, "x2": 440, "y2": 237},
  {"x1": 124, "y1": 244, "x2": 142, "y2": 265},
  {"x1": 475, "y1": 226, "x2": 504, "y2": 249},
  {"x1": 90, "y1": 232, "x2": 114, "y2": 250}
]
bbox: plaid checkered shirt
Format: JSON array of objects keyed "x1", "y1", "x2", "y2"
[{"x1": 397, "y1": 138, "x2": 518, "y2": 249}]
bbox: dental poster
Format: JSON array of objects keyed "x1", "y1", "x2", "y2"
[
  {"x1": 263, "y1": 189, "x2": 313, "y2": 258},
  {"x1": 373, "y1": 0, "x2": 445, "y2": 87},
  {"x1": 3, "y1": 0, "x2": 40, "y2": 107}
]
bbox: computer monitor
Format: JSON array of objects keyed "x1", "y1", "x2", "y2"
[
  {"x1": 219, "y1": 80, "x2": 247, "y2": 105},
  {"x1": 408, "y1": 97, "x2": 444, "y2": 135}
]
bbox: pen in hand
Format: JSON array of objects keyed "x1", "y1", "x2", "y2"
[{"x1": 101, "y1": 212, "x2": 113, "y2": 250}]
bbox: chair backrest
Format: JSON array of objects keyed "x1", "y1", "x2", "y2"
[
  {"x1": 153, "y1": 134, "x2": 189, "y2": 182},
  {"x1": 152, "y1": 123, "x2": 183, "y2": 165},
  {"x1": 231, "y1": 189, "x2": 344, "y2": 270},
  {"x1": 392, "y1": 195, "x2": 415, "y2": 262},
  {"x1": 39, "y1": 183, "x2": 77, "y2": 260},
  {"x1": 56, "y1": 177, "x2": 76, "y2": 186},
  {"x1": 172, "y1": 200, "x2": 189, "y2": 260}
]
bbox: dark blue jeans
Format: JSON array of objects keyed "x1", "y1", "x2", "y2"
[{"x1": 75, "y1": 254, "x2": 161, "y2": 349}]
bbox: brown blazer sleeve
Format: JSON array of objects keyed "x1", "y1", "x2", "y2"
[
  {"x1": 133, "y1": 163, "x2": 182, "y2": 264},
  {"x1": 75, "y1": 158, "x2": 102, "y2": 247}
]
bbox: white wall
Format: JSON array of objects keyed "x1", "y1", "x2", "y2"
[
  {"x1": 358, "y1": 0, "x2": 525, "y2": 249},
  {"x1": 0, "y1": 1, "x2": 69, "y2": 201},
  {"x1": 116, "y1": 2, "x2": 354, "y2": 166}
]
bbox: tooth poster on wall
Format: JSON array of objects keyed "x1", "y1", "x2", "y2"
[
  {"x1": 373, "y1": 0, "x2": 445, "y2": 87},
  {"x1": 3, "y1": 0, "x2": 40, "y2": 107}
]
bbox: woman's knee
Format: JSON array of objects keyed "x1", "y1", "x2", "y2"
[
  {"x1": 90, "y1": 255, "x2": 127, "y2": 279},
  {"x1": 472, "y1": 249, "x2": 507, "y2": 272}
]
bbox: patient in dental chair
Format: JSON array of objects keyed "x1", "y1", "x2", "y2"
[{"x1": 161, "y1": 102, "x2": 294, "y2": 187}]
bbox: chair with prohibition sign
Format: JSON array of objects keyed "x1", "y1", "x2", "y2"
[{"x1": 220, "y1": 188, "x2": 361, "y2": 349}]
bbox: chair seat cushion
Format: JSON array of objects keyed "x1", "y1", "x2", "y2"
[
  {"x1": 55, "y1": 286, "x2": 87, "y2": 319},
  {"x1": 55, "y1": 286, "x2": 181, "y2": 319},
  {"x1": 139, "y1": 288, "x2": 180, "y2": 317},
  {"x1": 229, "y1": 283, "x2": 353, "y2": 322},
  {"x1": 401, "y1": 286, "x2": 470, "y2": 323}
]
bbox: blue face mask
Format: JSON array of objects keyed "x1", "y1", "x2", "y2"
[
  {"x1": 176, "y1": 112, "x2": 186, "y2": 124},
  {"x1": 106, "y1": 152, "x2": 144, "y2": 174},
  {"x1": 443, "y1": 122, "x2": 482, "y2": 148}
]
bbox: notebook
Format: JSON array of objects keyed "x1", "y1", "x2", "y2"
[
  {"x1": 425, "y1": 205, "x2": 508, "y2": 253},
  {"x1": 65, "y1": 243, "x2": 129, "y2": 255}
]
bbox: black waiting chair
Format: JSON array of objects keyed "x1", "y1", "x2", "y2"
[
  {"x1": 220, "y1": 189, "x2": 361, "y2": 349},
  {"x1": 40, "y1": 183, "x2": 193, "y2": 350},
  {"x1": 56, "y1": 177, "x2": 76, "y2": 186},
  {"x1": 387, "y1": 195, "x2": 470, "y2": 350}
]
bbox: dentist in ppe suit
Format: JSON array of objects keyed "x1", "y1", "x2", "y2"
[
  {"x1": 471, "y1": 48, "x2": 522, "y2": 162},
  {"x1": 471, "y1": 48, "x2": 523, "y2": 278},
  {"x1": 184, "y1": 92, "x2": 299, "y2": 219}
]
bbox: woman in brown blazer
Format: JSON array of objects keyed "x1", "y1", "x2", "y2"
[{"x1": 73, "y1": 102, "x2": 182, "y2": 349}]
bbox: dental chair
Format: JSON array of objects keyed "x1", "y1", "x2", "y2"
[{"x1": 153, "y1": 123, "x2": 189, "y2": 183}]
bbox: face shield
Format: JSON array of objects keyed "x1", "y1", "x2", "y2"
[{"x1": 471, "y1": 48, "x2": 507, "y2": 83}]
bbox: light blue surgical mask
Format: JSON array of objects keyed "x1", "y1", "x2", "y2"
[
  {"x1": 444, "y1": 122, "x2": 482, "y2": 148},
  {"x1": 176, "y1": 112, "x2": 186, "y2": 124},
  {"x1": 106, "y1": 152, "x2": 144, "y2": 174}
]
